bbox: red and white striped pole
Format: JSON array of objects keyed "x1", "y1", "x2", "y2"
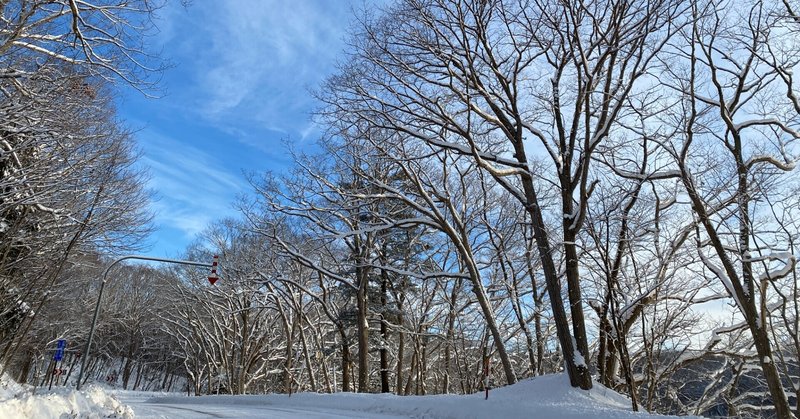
[
  {"x1": 208, "y1": 255, "x2": 219, "y2": 285},
  {"x1": 483, "y1": 355, "x2": 491, "y2": 400}
]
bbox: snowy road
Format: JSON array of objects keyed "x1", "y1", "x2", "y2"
[
  {"x1": 117, "y1": 393, "x2": 408, "y2": 419},
  {"x1": 106, "y1": 374, "x2": 690, "y2": 419},
  {"x1": 0, "y1": 374, "x2": 690, "y2": 419}
]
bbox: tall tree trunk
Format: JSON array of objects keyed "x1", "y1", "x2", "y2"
[
  {"x1": 683, "y1": 174, "x2": 794, "y2": 417},
  {"x1": 133, "y1": 362, "x2": 144, "y2": 391},
  {"x1": 379, "y1": 268, "x2": 390, "y2": 393},
  {"x1": 312, "y1": 327, "x2": 332, "y2": 393},
  {"x1": 419, "y1": 337, "x2": 428, "y2": 395},
  {"x1": 404, "y1": 346, "x2": 416, "y2": 396},
  {"x1": 454, "y1": 249, "x2": 516, "y2": 385},
  {"x1": 465, "y1": 276, "x2": 516, "y2": 385},
  {"x1": 122, "y1": 356, "x2": 132, "y2": 390},
  {"x1": 752, "y1": 317, "x2": 792, "y2": 418},
  {"x1": 533, "y1": 307, "x2": 544, "y2": 375},
  {"x1": 272, "y1": 291, "x2": 294, "y2": 395},
  {"x1": 521, "y1": 180, "x2": 592, "y2": 389},
  {"x1": 510, "y1": 280, "x2": 537, "y2": 375},
  {"x1": 355, "y1": 262, "x2": 370, "y2": 393},
  {"x1": 299, "y1": 315, "x2": 317, "y2": 392},
  {"x1": 524, "y1": 228, "x2": 547, "y2": 376},
  {"x1": 339, "y1": 330, "x2": 352, "y2": 393},
  {"x1": 597, "y1": 314, "x2": 617, "y2": 385},
  {"x1": 443, "y1": 278, "x2": 461, "y2": 393},
  {"x1": 395, "y1": 296, "x2": 405, "y2": 394},
  {"x1": 563, "y1": 230, "x2": 592, "y2": 381},
  {"x1": 160, "y1": 367, "x2": 170, "y2": 390}
]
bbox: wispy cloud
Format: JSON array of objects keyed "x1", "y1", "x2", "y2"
[
  {"x1": 121, "y1": 1, "x2": 358, "y2": 255},
  {"x1": 174, "y1": 0, "x2": 352, "y2": 132},
  {"x1": 139, "y1": 130, "x2": 245, "y2": 242}
]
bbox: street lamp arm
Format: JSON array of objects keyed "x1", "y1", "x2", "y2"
[
  {"x1": 100, "y1": 255, "x2": 214, "y2": 282},
  {"x1": 75, "y1": 254, "x2": 215, "y2": 390}
]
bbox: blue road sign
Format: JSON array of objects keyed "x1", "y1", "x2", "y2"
[{"x1": 53, "y1": 339, "x2": 66, "y2": 361}]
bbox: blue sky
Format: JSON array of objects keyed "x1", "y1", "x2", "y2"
[{"x1": 119, "y1": 1, "x2": 361, "y2": 256}]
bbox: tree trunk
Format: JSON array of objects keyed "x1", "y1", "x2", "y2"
[
  {"x1": 17, "y1": 352, "x2": 32, "y2": 384},
  {"x1": 443, "y1": 279, "x2": 460, "y2": 393},
  {"x1": 355, "y1": 261, "x2": 370, "y2": 393},
  {"x1": 396, "y1": 298, "x2": 405, "y2": 394},
  {"x1": 683, "y1": 165, "x2": 794, "y2": 417},
  {"x1": 299, "y1": 316, "x2": 317, "y2": 392},
  {"x1": 597, "y1": 314, "x2": 618, "y2": 386},
  {"x1": 340, "y1": 335, "x2": 352, "y2": 393},
  {"x1": 794, "y1": 387, "x2": 799, "y2": 419},
  {"x1": 751, "y1": 320, "x2": 793, "y2": 419},
  {"x1": 379, "y1": 268, "x2": 390, "y2": 393},
  {"x1": 404, "y1": 348, "x2": 416, "y2": 396},
  {"x1": 522, "y1": 183, "x2": 592, "y2": 389},
  {"x1": 456, "y1": 253, "x2": 516, "y2": 385},
  {"x1": 510, "y1": 281, "x2": 537, "y2": 375},
  {"x1": 286, "y1": 313, "x2": 300, "y2": 395},
  {"x1": 313, "y1": 328, "x2": 332, "y2": 393},
  {"x1": 524, "y1": 231, "x2": 546, "y2": 376},
  {"x1": 133, "y1": 362, "x2": 144, "y2": 391},
  {"x1": 563, "y1": 230, "x2": 592, "y2": 383},
  {"x1": 419, "y1": 337, "x2": 428, "y2": 395},
  {"x1": 122, "y1": 356, "x2": 133, "y2": 390},
  {"x1": 160, "y1": 367, "x2": 170, "y2": 390}
]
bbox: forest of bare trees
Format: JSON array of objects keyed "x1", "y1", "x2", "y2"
[
  {"x1": 2, "y1": 0, "x2": 800, "y2": 418},
  {"x1": 0, "y1": 0, "x2": 160, "y2": 397}
]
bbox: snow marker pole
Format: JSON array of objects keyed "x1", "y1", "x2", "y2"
[{"x1": 483, "y1": 355, "x2": 491, "y2": 400}]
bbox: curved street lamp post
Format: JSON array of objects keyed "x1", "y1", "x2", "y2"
[{"x1": 75, "y1": 255, "x2": 216, "y2": 391}]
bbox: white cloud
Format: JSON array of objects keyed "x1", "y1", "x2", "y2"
[
  {"x1": 122, "y1": 1, "x2": 359, "y2": 254},
  {"x1": 138, "y1": 131, "x2": 245, "y2": 241},
  {"x1": 181, "y1": 0, "x2": 352, "y2": 127}
]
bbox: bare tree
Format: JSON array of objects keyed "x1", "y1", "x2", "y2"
[
  {"x1": 654, "y1": 0, "x2": 800, "y2": 416},
  {"x1": 321, "y1": 0, "x2": 690, "y2": 389},
  {"x1": 0, "y1": 0, "x2": 166, "y2": 89}
]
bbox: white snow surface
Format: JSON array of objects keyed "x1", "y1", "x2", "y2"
[
  {"x1": 0, "y1": 372, "x2": 133, "y2": 419},
  {"x1": 2, "y1": 373, "x2": 695, "y2": 418},
  {"x1": 118, "y1": 374, "x2": 690, "y2": 419}
]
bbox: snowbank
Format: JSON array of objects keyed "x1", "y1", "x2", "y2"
[
  {"x1": 138, "y1": 374, "x2": 693, "y2": 419},
  {"x1": 0, "y1": 372, "x2": 133, "y2": 419}
]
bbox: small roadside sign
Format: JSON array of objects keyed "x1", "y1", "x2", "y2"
[{"x1": 53, "y1": 339, "x2": 66, "y2": 361}]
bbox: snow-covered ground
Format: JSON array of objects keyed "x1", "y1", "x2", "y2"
[
  {"x1": 0, "y1": 373, "x2": 132, "y2": 419},
  {"x1": 2, "y1": 373, "x2": 695, "y2": 418},
  {"x1": 118, "y1": 374, "x2": 692, "y2": 419}
]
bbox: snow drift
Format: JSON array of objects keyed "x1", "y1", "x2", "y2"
[{"x1": 0, "y1": 372, "x2": 132, "y2": 419}]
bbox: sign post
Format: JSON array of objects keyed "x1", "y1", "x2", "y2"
[
  {"x1": 49, "y1": 339, "x2": 66, "y2": 390},
  {"x1": 54, "y1": 339, "x2": 66, "y2": 362}
]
